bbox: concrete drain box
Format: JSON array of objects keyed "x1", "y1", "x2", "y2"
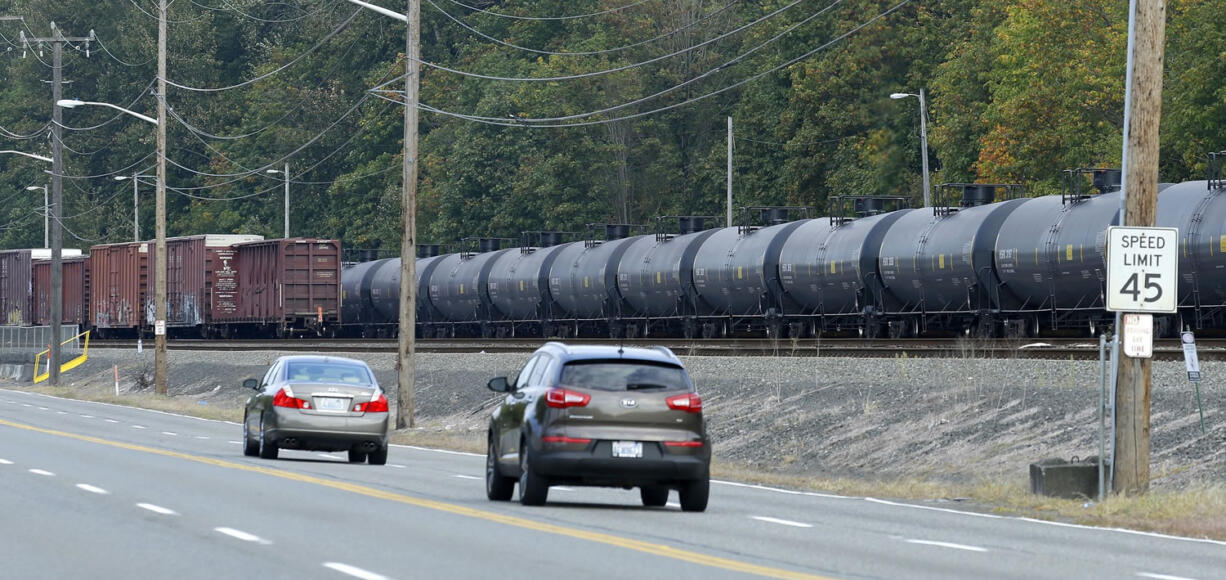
[{"x1": 1029, "y1": 457, "x2": 1108, "y2": 499}]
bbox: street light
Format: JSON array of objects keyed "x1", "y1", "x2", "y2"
[
  {"x1": 58, "y1": 97, "x2": 166, "y2": 395},
  {"x1": 114, "y1": 174, "x2": 153, "y2": 242},
  {"x1": 265, "y1": 164, "x2": 290, "y2": 238},
  {"x1": 891, "y1": 89, "x2": 931, "y2": 208},
  {"x1": 26, "y1": 185, "x2": 48, "y2": 248}
]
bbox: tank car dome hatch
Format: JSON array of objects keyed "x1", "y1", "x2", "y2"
[
  {"x1": 1092, "y1": 169, "x2": 1122, "y2": 193},
  {"x1": 993, "y1": 190, "x2": 1122, "y2": 313},
  {"x1": 478, "y1": 238, "x2": 502, "y2": 253},
  {"x1": 692, "y1": 219, "x2": 811, "y2": 316},
  {"x1": 605, "y1": 224, "x2": 631, "y2": 240},
  {"x1": 1156, "y1": 181, "x2": 1226, "y2": 309},
  {"x1": 417, "y1": 244, "x2": 441, "y2": 258}
]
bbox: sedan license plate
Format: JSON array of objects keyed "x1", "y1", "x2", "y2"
[
  {"x1": 316, "y1": 396, "x2": 348, "y2": 412},
  {"x1": 612, "y1": 441, "x2": 642, "y2": 458}
]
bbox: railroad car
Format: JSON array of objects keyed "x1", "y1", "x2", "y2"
[
  {"x1": 32, "y1": 255, "x2": 90, "y2": 327},
  {"x1": 0, "y1": 249, "x2": 83, "y2": 326}
]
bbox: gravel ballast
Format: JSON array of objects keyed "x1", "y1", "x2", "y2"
[{"x1": 15, "y1": 347, "x2": 1225, "y2": 490}]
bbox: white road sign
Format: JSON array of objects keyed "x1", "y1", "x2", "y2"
[
  {"x1": 1106, "y1": 226, "x2": 1179, "y2": 313},
  {"x1": 1182, "y1": 331, "x2": 1201, "y2": 381},
  {"x1": 1122, "y1": 313, "x2": 1153, "y2": 358}
]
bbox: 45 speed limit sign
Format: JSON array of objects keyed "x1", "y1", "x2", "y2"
[{"x1": 1105, "y1": 226, "x2": 1179, "y2": 313}]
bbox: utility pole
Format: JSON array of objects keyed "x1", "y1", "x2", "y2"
[
  {"x1": 397, "y1": 0, "x2": 420, "y2": 430},
  {"x1": 22, "y1": 23, "x2": 94, "y2": 387},
  {"x1": 726, "y1": 117, "x2": 733, "y2": 227},
  {"x1": 133, "y1": 176, "x2": 139, "y2": 242},
  {"x1": 1113, "y1": 0, "x2": 1166, "y2": 495},
  {"x1": 155, "y1": 0, "x2": 169, "y2": 395},
  {"x1": 283, "y1": 162, "x2": 290, "y2": 238}
]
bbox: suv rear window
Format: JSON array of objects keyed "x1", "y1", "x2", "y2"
[{"x1": 560, "y1": 360, "x2": 690, "y2": 392}]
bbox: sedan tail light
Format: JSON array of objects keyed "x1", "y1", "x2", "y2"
[
  {"x1": 545, "y1": 388, "x2": 591, "y2": 408},
  {"x1": 273, "y1": 388, "x2": 310, "y2": 409},
  {"x1": 354, "y1": 393, "x2": 389, "y2": 413},
  {"x1": 665, "y1": 393, "x2": 702, "y2": 413}
]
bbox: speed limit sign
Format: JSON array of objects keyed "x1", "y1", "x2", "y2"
[{"x1": 1105, "y1": 226, "x2": 1179, "y2": 313}]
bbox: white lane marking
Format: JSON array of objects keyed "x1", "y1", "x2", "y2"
[
  {"x1": 195, "y1": 436, "x2": 210, "y2": 440},
  {"x1": 81, "y1": 414, "x2": 94, "y2": 418},
  {"x1": 1137, "y1": 573, "x2": 1197, "y2": 580},
  {"x1": 21, "y1": 403, "x2": 32, "y2": 407},
  {"x1": 400, "y1": 445, "x2": 482, "y2": 457},
  {"x1": 161, "y1": 432, "x2": 177, "y2": 436},
  {"x1": 0, "y1": 388, "x2": 239, "y2": 426},
  {"x1": 714, "y1": 479, "x2": 848, "y2": 499},
  {"x1": 228, "y1": 441, "x2": 243, "y2": 445},
  {"x1": 453, "y1": 474, "x2": 481, "y2": 480},
  {"x1": 0, "y1": 458, "x2": 12, "y2": 465},
  {"x1": 37, "y1": 406, "x2": 48, "y2": 410},
  {"x1": 904, "y1": 539, "x2": 988, "y2": 553},
  {"x1": 136, "y1": 503, "x2": 179, "y2": 516},
  {"x1": 214, "y1": 527, "x2": 271, "y2": 545},
  {"x1": 666, "y1": 502, "x2": 681, "y2": 508},
  {"x1": 29, "y1": 469, "x2": 55, "y2": 476},
  {"x1": 865, "y1": 497, "x2": 1003, "y2": 519},
  {"x1": 317, "y1": 454, "x2": 341, "y2": 460},
  {"x1": 751, "y1": 516, "x2": 813, "y2": 528},
  {"x1": 131, "y1": 425, "x2": 147, "y2": 430},
  {"x1": 105, "y1": 419, "x2": 120, "y2": 423},
  {"x1": 57, "y1": 411, "x2": 67, "y2": 415},
  {"x1": 76, "y1": 484, "x2": 109, "y2": 495},
  {"x1": 552, "y1": 486, "x2": 575, "y2": 492},
  {"x1": 389, "y1": 464, "x2": 407, "y2": 469},
  {"x1": 323, "y1": 562, "x2": 389, "y2": 580}
]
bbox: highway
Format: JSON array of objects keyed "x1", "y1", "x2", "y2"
[{"x1": 1, "y1": 387, "x2": 1222, "y2": 580}]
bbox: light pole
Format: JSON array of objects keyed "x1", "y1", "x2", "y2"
[
  {"x1": 26, "y1": 185, "x2": 48, "y2": 248},
  {"x1": 891, "y1": 89, "x2": 931, "y2": 208},
  {"x1": 58, "y1": 97, "x2": 164, "y2": 394},
  {"x1": 114, "y1": 174, "x2": 153, "y2": 242},
  {"x1": 266, "y1": 163, "x2": 290, "y2": 238}
]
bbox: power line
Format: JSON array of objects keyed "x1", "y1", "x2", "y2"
[
  {"x1": 442, "y1": 0, "x2": 654, "y2": 21},
  {"x1": 189, "y1": 0, "x2": 342, "y2": 23},
  {"x1": 92, "y1": 34, "x2": 155, "y2": 67},
  {"x1": 425, "y1": 0, "x2": 740, "y2": 57},
  {"x1": 404, "y1": 0, "x2": 911, "y2": 128},
  {"x1": 165, "y1": 7, "x2": 360, "y2": 92}
]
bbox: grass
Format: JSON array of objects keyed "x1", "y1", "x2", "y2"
[{"x1": 8, "y1": 384, "x2": 1226, "y2": 542}]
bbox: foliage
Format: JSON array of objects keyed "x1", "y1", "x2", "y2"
[{"x1": 0, "y1": 0, "x2": 1219, "y2": 253}]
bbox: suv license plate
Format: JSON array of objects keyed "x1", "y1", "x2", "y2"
[{"x1": 612, "y1": 441, "x2": 642, "y2": 458}]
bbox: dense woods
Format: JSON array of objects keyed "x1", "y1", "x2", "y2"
[{"x1": 0, "y1": 0, "x2": 1221, "y2": 253}]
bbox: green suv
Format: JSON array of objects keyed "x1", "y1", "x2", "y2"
[{"x1": 485, "y1": 342, "x2": 710, "y2": 511}]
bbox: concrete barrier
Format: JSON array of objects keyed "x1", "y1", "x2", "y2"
[{"x1": 1030, "y1": 457, "x2": 1108, "y2": 499}]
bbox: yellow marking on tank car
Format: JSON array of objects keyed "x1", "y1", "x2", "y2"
[
  {"x1": 938, "y1": 254, "x2": 945, "y2": 270},
  {"x1": 656, "y1": 271, "x2": 662, "y2": 285},
  {"x1": 1066, "y1": 244, "x2": 1073, "y2": 262},
  {"x1": 737, "y1": 266, "x2": 743, "y2": 280},
  {"x1": 584, "y1": 276, "x2": 589, "y2": 288}
]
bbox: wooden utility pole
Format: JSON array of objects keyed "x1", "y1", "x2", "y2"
[
  {"x1": 397, "y1": 0, "x2": 420, "y2": 429},
  {"x1": 154, "y1": 0, "x2": 169, "y2": 395},
  {"x1": 1113, "y1": 0, "x2": 1166, "y2": 495},
  {"x1": 23, "y1": 23, "x2": 94, "y2": 387}
]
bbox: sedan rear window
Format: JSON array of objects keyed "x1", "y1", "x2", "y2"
[
  {"x1": 560, "y1": 360, "x2": 689, "y2": 392},
  {"x1": 285, "y1": 362, "x2": 373, "y2": 386}
]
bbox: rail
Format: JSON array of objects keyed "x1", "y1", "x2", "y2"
[{"x1": 33, "y1": 330, "x2": 91, "y2": 383}]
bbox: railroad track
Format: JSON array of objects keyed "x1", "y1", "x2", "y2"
[{"x1": 89, "y1": 337, "x2": 1226, "y2": 361}]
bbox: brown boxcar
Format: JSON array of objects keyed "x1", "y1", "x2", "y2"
[
  {"x1": 32, "y1": 256, "x2": 90, "y2": 326},
  {"x1": 221, "y1": 238, "x2": 342, "y2": 336},
  {"x1": 0, "y1": 249, "x2": 84, "y2": 326},
  {"x1": 89, "y1": 242, "x2": 147, "y2": 333},
  {"x1": 146, "y1": 235, "x2": 262, "y2": 333}
]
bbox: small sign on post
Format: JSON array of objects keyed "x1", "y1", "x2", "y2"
[
  {"x1": 154, "y1": 320, "x2": 166, "y2": 336},
  {"x1": 1122, "y1": 313, "x2": 1153, "y2": 358},
  {"x1": 1182, "y1": 330, "x2": 1206, "y2": 434}
]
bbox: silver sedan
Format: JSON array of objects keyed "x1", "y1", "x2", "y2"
[{"x1": 242, "y1": 355, "x2": 390, "y2": 464}]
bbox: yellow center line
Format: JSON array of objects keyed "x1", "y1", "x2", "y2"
[{"x1": 0, "y1": 417, "x2": 834, "y2": 580}]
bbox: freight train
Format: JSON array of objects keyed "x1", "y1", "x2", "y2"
[
  {"x1": 342, "y1": 164, "x2": 1226, "y2": 341},
  {"x1": 1, "y1": 236, "x2": 343, "y2": 338}
]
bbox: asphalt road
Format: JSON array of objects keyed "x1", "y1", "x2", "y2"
[{"x1": 2, "y1": 387, "x2": 1223, "y2": 580}]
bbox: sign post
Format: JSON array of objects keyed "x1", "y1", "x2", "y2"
[{"x1": 1181, "y1": 331, "x2": 1206, "y2": 434}]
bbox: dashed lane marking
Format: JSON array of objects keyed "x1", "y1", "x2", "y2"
[
  {"x1": 323, "y1": 562, "x2": 389, "y2": 580},
  {"x1": 76, "y1": 484, "x2": 109, "y2": 495},
  {"x1": 1137, "y1": 573, "x2": 1197, "y2": 580},
  {"x1": 903, "y1": 539, "x2": 988, "y2": 553},
  {"x1": 28, "y1": 469, "x2": 54, "y2": 476},
  {"x1": 453, "y1": 474, "x2": 481, "y2": 480},
  {"x1": 162, "y1": 432, "x2": 177, "y2": 436},
  {"x1": 214, "y1": 527, "x2": 271, "y2": 545},
  {"x1": 105, "y1": 419, "x2": 119, "y2": 423},
  {"x1": 0, "y1": 458, "x2": 12, "y2": 465},
  {"x1": 0, "y1": 417, "x2": 834, "y2": 580},
  {"x1": 752, "y1": 516, "x2": 813, "y2": 528},
  {"x1": 136, "y1": 503, "x2": 179, "y2": 516},
  {"x1": 131, "y1": 425, "x2": 147, "y2": 430}
]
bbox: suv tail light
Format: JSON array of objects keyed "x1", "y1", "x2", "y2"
[
  {"x1": 666, "y1": 393, "x2": 702, "y2": 413},
  {"x1": 545, "y1": 388, "x2": 591, "y2": 408},
  {"x1": 273, "y1": 388, "x2": 311, "y2": 409},
  {"x1": 354, "y1": 393, "x2": 389, "y2": 413}
]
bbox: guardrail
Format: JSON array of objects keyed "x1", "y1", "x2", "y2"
[{"x1": 33, "y1": 330, "x2": 91, "y2": 383}]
